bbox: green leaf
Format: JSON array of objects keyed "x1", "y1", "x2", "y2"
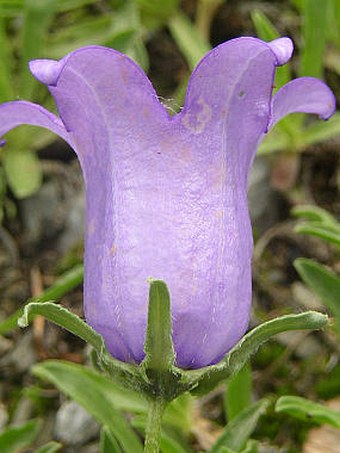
[
  {"x1": 0, "y1": 419, "x2": 41, "y2": 453},
  {"x1": 240, "y1": 440, "x2": 259, "y2": 453},
  {"x1": 135, "y1": 0, "x2": 179, "y2": 28},
  {"x1": 275, "y1": 396, "x2": 340, "y2": 428},
  {"x1": 251, "y1": 10, "x2": 279, "y2": 41},
  {"x1": 292, "y1": 204, "x2": 340, "y2": 247},
  {"x1": 299, "y1": 0, "x2": 329, "y2": 79},
  {"x1": 36, "y1": 441, "x2": 63, "y2": 453},
  {"x1": 163, "y1": 393, "x2": 193, "y2": 434},
  {"x1": 100, "y1": 426, "x2": 121, "y2": 453},
  {"x1": 294, "y1": 223, "x2": 340, "y2": 248},
  {"x1": 0, "y1": 18, "x2": 14, "y2": 101},
  {"x1": 195, "y1": 0, "x2": 223, "y2": 41},
  {"x1": 251, "y1": 10, "x2": 291, "y2": 89},
  {"x1": 292, "y1": 205, "x2": 337, "y2": 224},
  {"x1": 4, "y1": 148, "x2": 42, "y2": 198},
  {"x1": 20, "y1": 0, "x2": 57, "y2": 98},
  {"x1": 0, "y1": 264, "x2": 83, "y2": 335},
  {"x1": 301, "y1": 112, "x2": 340, "y2": 146},
  {"x1": 56, "y1": 0, "x2": 98, "y2": 13},
  {"x1": 168, "y1": 11, "x2": 211, "y2": 70},
  {"x1": 35, "y1": 264, "x2": 84, "y2": 302},
  {"x1": 211, "y1": 399, "x2": 269, "y2": 452},
  {"x1": 225, "y1": 362, "x2": 252, "y2": 420},
  {"x1": 35, "y1": 360, "x2": 147, "y2": 413},
  {"x1": 33, "y1": 360, "x2": 144, "y2": 453},
  {"x1": 49, "y1": 16, "x2": 114, "y2": 58},
  {"x1": 294, "y1": 258, "x2": 340, "y2": 333},
  {"x1": 258, "y1": 129, "x2": 291, "y2": 155},
  {"x1": 185, "y1": 311, "x2": 328, "y2": 395},
  {"x1": 0, "y1": 1, "x2": 23, "y2": 17}
]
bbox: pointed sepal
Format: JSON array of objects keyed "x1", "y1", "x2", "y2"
[
  {"x1": 141, "y1": 279, "x2": 183, "y2": 400},
  {"x1": 181, "y1": 311, "x2": 328, "y2": 395}
]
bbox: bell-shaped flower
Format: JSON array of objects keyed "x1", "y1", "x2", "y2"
[{"x1": 0, "y1": 37, "x2": 335, "y2": 369}]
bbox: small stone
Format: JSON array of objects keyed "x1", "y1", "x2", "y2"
[
  {"x1": 292, "y1": 282, "x2": 324, "y2": 311},
  {"x1": 55, "y1": 400, "x2": 99, "y2": 446}
]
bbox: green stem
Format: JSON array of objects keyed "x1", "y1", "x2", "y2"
[{"x1": 144, "y1": 397, "x2": 166, "y2": 453}]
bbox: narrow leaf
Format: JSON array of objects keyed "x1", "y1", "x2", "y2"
[
  {"x1": 33, "y1": 360, "x2": 144, "y2": 453},
  {"x1": 299, "y1": 0, "x2": 329, "y2": 79},
  {"x1": 20, "y1": 0, "x2": 57, "y2": 98},
  {"x1": 241, "y1": 439, "x2": 259, "y2": 453},
  {"x1": 294, "y1": 258, "x2": 340, "y2": 333},
  {"x1": 275, "y1": 396, "x2": 340, "y2": 428},
  {"x1": 0, "y1": 264, "x2": 83, "y2": 335},
  {"x1": 0, "y1": 1, "x2": 22, "y2": 17},
  {"x1": 0, "y1": 18, "x2": 14, "y2": 101},
  {"x1": 36, "y1": 441, "x2": 63, "y2": 453},
  {"x1": 0, "y1": 420, "x2": 41, "y2": 453},
  {"x1": 225, "y1": 362, "x2": 252, "y2": 420},
  {"x1": 168, "y1": 11, "x2": 211, "y2": 70},
  {"x1": 211, "y1": 399, "x2": 269, "y2": 452},
  {"x1": 291, "y1": 205, "x2": 337, "y2": 224},
  {"x1": 34, "y1": 264, "x2": 84, "y2": 303},
  {"x1": 294, "y1": 223, "x2": 340, "y2": 248},
  {"x1": 251, "y1": 10, "x2": 291, "y2": 89},
  {"x1": 301, "y1": 112, "x2": 340, "y2": 146},
  {"x1": 100, "y1": 427, "x2": 121, "y2": 453}
]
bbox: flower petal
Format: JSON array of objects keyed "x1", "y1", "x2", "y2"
[
  {"x1": 267, "y1": 37, "x2": 293, "y2": 65},
  {"x1": 177, "y1": 37, "x2": 280, "y2": 178},
  {"x1": 29, "y1": 46, "x2": 169, "y2": 168},
  {"x1": 270, "y1": 77, "x2": 336, "y2": 129},
  {"x1": 0, "y1": 100, "x2": 73, "y2": 147}
]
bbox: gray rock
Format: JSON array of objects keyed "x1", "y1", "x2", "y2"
[{"x1": 55, "y1": 400, "x2": 99, "y2": 446}]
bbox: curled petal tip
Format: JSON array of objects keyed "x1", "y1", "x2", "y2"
[
  {"x1": 268, "y1": 37, "x2": 294, "y2": 66},
  {"x1": 29, "y1": 59, "x2": 65, "y2": 86},
  {"x1": 270, "y1": 77, "x2": 336, "y2": 129},
  {"x1": 319, "y1": 87, "x2": 336, "y2": 120}
]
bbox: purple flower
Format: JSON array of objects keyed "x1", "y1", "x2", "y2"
[{"x1": 0, "y1": 37, "x2": 335, "y2": 369}]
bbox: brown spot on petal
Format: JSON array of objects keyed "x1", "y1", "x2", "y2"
[
  {"x1": 88, "y1": 219, "x2": 95, "y2": 236},
  {"x1": 110, "y1": 244, "x2": 117, "y2": 255},
  {"x1": 182, "y1": 98, "x2": 212, "y2": 134}
]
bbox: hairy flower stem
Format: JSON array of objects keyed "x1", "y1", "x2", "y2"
[{"x1": 144, "y1": 396, "x2": 166, "y2": 453}]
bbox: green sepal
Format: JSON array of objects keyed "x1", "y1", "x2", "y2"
[
  {"x1": 181, "y1": 311, "x2": 328, "y2": 395},
  {"x1": 143, "y1": 279, "x2": 175, "y2": 371},
  {"x1": 141, "y1": 279, "x2": 183, "y2": 401},
  {"x1": 18, "y1": 301, "x2": 140, "y2": 388}
]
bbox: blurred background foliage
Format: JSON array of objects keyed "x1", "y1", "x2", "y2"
[{"x1": 0, "y1": 0, "x2": 339, "y2": 452}]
